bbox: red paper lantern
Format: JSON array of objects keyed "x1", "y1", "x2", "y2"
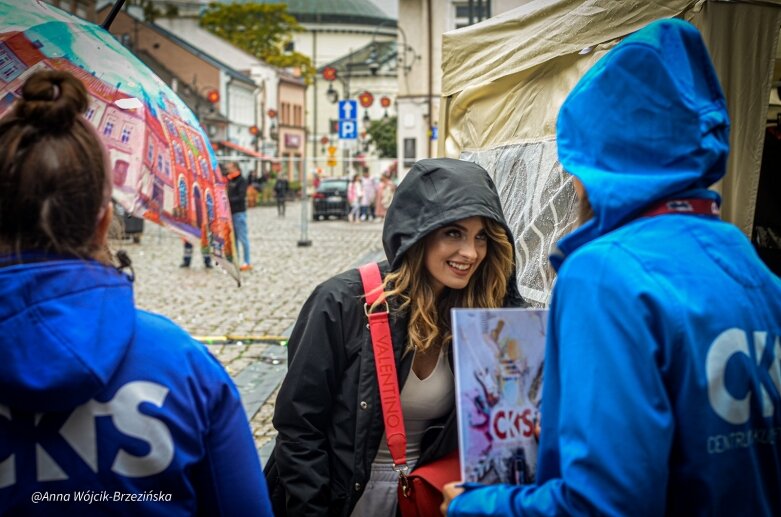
[
  {"x1": 322, "y1": 67, "x2": 337, "y2": 81},
  {"x1": 358, "y1": 91, "x2": 374, "y2": 108},
  {"x1": 206, "y1": 89, "x2": 220, "y2": 104},
  {"x1": 380, "y1": 96, "x2": 391, "y2": 108}
]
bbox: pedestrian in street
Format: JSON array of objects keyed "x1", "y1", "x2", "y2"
[
  {"x1": 264, "y1": 157, "x2": 526, "y2": 516},
  {"x1": 225, "y1": 161, "x2": 252, "y2": 271},
  {"x1": 360, "y1": 168, "x2": 376, "y2": 221},
  {"x1": 348, "y1": 173, "x2": 363, "y2": 223},
  {"x1": 375, "y1": 173, "x2": 395, "y2": 220},
  {"x1": 274, "y1": 174, "x2": 289, "y2": 217},
  {"x1": 443, "y1": 19, "x2": 781, "y2": 517},
  {"x1": 180, "y1": 239, "x2": 212, "y2": 268},
  {"x1": 0, "y1": 70, "x2": 272, "y2": 516}
]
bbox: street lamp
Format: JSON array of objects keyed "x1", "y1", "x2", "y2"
[
  {"x1": 326, "y1": 82, "x2": 339, "y2": 104},
  {"x1": 367, "y1": 21, "x2": 420, "y2": 77},
  {"x1": 180, "y1": 80, "x2": 221, "y2": 138}
]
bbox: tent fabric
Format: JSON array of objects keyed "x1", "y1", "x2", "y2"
[
  {"x1": 440, "y1": 0, "x2": 781, "y2": 304},
  {"x1": 691, "y1": 1, "x2": 781, "y2": 235},
  {"x1": 461, "y1": 141, "x2": 577, "y2": 305},
  {"x1": 441, "y1": 0, "x2": 702, "y2": 98}
]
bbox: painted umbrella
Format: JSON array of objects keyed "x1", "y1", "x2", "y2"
[{"x1": 0, "y1": 0, "x2": 240, "y2": 282}]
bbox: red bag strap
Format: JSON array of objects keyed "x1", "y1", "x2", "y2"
[{"x1": 358, "y1": 263, "x2": 409, "y2": 478}]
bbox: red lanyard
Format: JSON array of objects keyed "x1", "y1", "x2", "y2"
[
  {"x1": 358, "y1": 263, "x2": 409, "y2": 480},
  {"x1": 641, "y1": 198, "x2": 719, "y2": 218}
]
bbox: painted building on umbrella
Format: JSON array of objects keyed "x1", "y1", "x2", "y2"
[{"x1": 0, "y1": 29, "x2": 233, "y2": 261}]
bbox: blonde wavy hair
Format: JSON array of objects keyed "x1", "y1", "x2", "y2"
[{"x1": 371, "y1": 217, "x2": 514, "y2": 353}]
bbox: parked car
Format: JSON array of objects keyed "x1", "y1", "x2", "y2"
[
  {"x1": 113, "y1": 201, "x2": 144, "y2": 243},
  {"x1": 312, "y1": 178, "x2": 350, "y2": 221}
]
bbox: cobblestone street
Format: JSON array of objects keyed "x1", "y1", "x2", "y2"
[{"x1": 115, "y1": 200, "x2": 384, "y2": 461}]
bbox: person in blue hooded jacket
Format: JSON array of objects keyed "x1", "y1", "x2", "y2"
[
  {"x1": 443, "y1": 18, "x2": 781, "y2": 517},
  {"x1": 0, "y1": 70, "x2": 272, "y2": 515}
]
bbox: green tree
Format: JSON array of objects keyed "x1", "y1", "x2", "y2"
[
  {"x1": 127, "y1": 0, "x2": 177, "y2": 22},
  {"x1": 365, "y1": 116, "x2": 397, "y2": 158},
  {"x1": 200, "y1": 3, "x2": 314, "y2": 83}
]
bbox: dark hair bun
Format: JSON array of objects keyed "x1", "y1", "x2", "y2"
[{"x1": 15, "y1": 70, "x2": 89, "y2": 132}]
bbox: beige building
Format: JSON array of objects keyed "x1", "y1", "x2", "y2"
[
  {"x1": 43, "y1": 0, "x2": 98, "y2": 22},
  {"x1": 98, "y1": 7, "x2": 259, "y2": 151},
  {"x1": 277, "y1": 71, "x2": 307, "y2": 183},
  {"x1": 232, "y1": 0, "x2": 398, "y2": 179},
  {"x1": 397, "y1": 0, "x2": 533, "y2": 177}
]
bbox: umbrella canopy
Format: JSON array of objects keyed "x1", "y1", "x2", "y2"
[{"x1": 0, "y1": 0, "x2": 240, "y2": 281}]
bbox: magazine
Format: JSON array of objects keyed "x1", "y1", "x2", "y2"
[{"x1": 451, "y1": 308, "x2": 547, "y2": 485}]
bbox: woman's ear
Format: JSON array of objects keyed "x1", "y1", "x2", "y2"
[{"x1": 93, "y1": 202, "x2": 113, "y2": 248}]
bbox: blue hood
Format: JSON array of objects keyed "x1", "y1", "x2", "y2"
[
  {"x1": 0, "y1": 259, "x2": 135, "y2": 412},
  {"x1": 554, "y1": 18, "x2": 730, "y2": 267}
]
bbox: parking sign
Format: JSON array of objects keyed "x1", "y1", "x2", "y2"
[{"x1": 339, "y1": 120, "x2": 357, "y2": 139}]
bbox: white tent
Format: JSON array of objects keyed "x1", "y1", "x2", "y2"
[{"x1": 439, "y1": 0, "x2": 781, "y2": 305}]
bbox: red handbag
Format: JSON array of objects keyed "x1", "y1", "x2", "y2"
[{"x1": 358, "y1": 263, "x2": 461, "y2": 517}]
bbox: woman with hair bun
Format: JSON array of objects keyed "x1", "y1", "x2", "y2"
[{"x1": 0, "y1": 70, "x2": 272, "y2": 515}]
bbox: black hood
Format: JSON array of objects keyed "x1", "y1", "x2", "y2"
[{"x1": 382, "y1": 158, "x2": 524, "y2": 306}]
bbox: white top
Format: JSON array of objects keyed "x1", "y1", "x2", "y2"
[{"x1": 373, "y1": 348, "x2": 454, "y2": 465}]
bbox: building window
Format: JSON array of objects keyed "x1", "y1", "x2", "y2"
[
  {"x1": 86, "y1": 106, "x2": 96, "y2": 121},
  {"x1": 178, "y1": 177, "x2": 187, "y2": 208},
  {"x1": 146, "y1": 138, "x2": 154, "y2": 162},
  {"x1": 103, "y1": 120, "x2": 114, "y2": 137},
  {"x1": 164, "y1": 118, "x2": 177, "y2": 136},
  {"x1": 120, "y1": 125, "x2": 132, "y2": 144},
  {"x1": 293, "y1": 153, "x2": 302, "y2": 179},
  {"x1": 173, "y1": 142, "x2": 185, "y2": 166},
  {"x1": 454, "y1": 1, "x2": 490, "y2": 29},
  {"x1": 205, "y1": 191, "x2": 215, "y2": 222},
  {"x1": 157, "y1": 154, "x2": 163, "y2": 172},
  {"x1": 0, "y1": 45, "x2": 24, "y2": 83},
  {"x1": 403, "y1": 137, "x2": 416, "y2": 168}
]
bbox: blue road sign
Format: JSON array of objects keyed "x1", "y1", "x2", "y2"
[
  {"x1": 338, "y1": 99, "x2": 357, "y2": 120},
  {"x1": 338, "y1": 99, "x2": 357, "y2": 140},
  {"x1": 339, "y1": 120, "x2": 357, "y2": 139}
]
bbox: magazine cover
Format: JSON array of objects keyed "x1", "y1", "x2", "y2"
[{"x1": 452, "y1": 308, "x2": 547, "y2": 485}]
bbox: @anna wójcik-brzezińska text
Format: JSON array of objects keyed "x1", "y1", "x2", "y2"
[{"x1": 30, "y1": 490, "x2": 173, "y2": 504}]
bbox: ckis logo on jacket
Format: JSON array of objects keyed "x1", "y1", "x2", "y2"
[
  {"x1": 706, "y1": 328, "x2": 781, "y2": 425},
  {"x1": 0, "y1": 381, "x2": 174, "y2": 487}
]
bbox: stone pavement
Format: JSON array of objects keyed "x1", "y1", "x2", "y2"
[{"x1": 115, "y1": 200, "x2": 385, "y2": 463}]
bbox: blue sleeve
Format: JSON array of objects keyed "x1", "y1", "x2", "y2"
[
  {"x1": 449, "y1": 243, "x2": 677, "y2": 516},
  {"x1": 196, "y1": 355, "x2": 273, "y2": 516}
]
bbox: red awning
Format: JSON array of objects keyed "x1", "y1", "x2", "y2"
[{"x1": 216, "y1": 140, "x2": 277, "y2": 161}]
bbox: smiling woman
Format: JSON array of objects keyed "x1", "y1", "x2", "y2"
[{"x1": 265, "y1": 157, "x2": 525, "y2": 516}]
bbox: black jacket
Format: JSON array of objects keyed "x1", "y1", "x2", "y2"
[
  {"x1": 265, "y1": 158, "x2": 525, "y2": 516},
  {"x1": 227, "y1": 174, "x2": 247, "y2": 214},
  {"x1": 274, "y1": 178, "x2": 288, "y2": 199}
]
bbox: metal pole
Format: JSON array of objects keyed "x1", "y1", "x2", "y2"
[
  {"x1": 100, "y1": 0, "x2": 126, "y2": 30},
  {"x1": 312, "y1": 30, "x2": 318, "y2": 174},
  {"x1": 297, "y1": 145, "x2": 312, "y2": 247}
]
